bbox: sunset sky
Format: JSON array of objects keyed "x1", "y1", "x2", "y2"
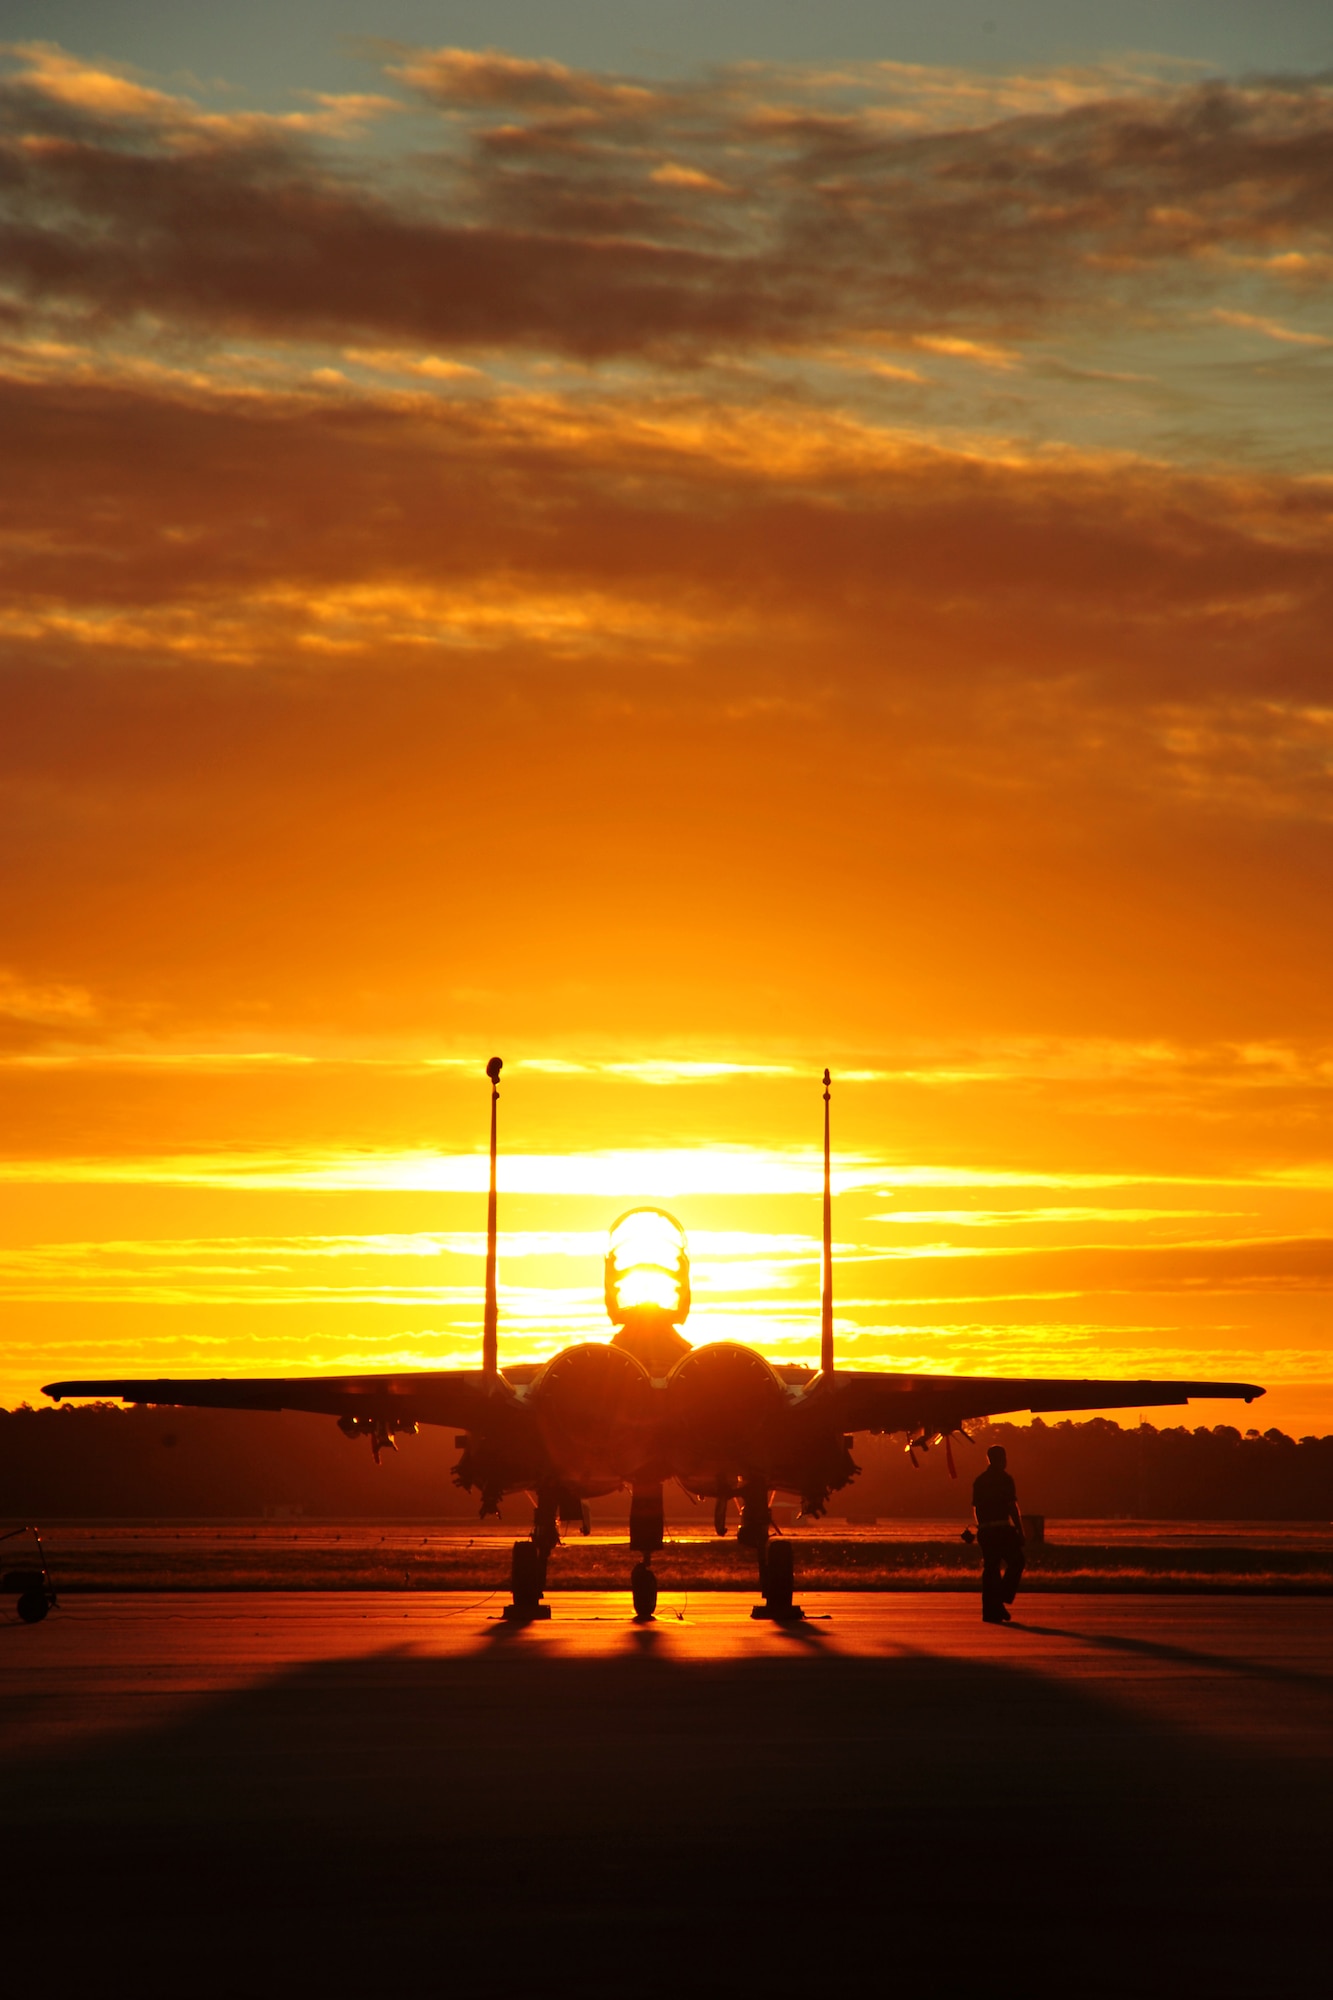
[{"x1": 3, "y1": 3, "x2": 1331, "y2": 1435}]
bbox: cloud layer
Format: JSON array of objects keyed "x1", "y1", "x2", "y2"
[{"x1": 3, "y1": 42, "x2": 1331, "y2": 362}]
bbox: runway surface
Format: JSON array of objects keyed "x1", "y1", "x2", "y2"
[{"x1": 3, "y1": 1593, "x2": 1330, "y2": 1997}]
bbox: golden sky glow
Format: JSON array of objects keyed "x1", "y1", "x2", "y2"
[{"x1": 2, "y1": 17, "x2": 1331, "y2": 1432}]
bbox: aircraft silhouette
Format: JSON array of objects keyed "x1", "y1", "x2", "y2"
[{"x1": 45, "y1": 1060, "x2": 1264, "y2": 1622}]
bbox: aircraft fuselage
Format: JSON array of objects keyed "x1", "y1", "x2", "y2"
[{"x1": 453, "y1": 1312, "x2": 857, "y2": 1533}]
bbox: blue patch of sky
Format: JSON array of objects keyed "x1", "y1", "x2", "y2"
[{"x1": 7, "y1": 0, "x2": 1332, "y2": 108}]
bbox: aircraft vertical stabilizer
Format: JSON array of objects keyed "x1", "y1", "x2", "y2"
[
  {"x1": 820, "y1": 1068, "x2": 835, "y2": 1377},
  {"x1": 483, "y1": 1056, "x2": 503, "y2": 1384}
]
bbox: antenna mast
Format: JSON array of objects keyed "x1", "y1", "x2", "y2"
[
  {"x1": 483, "y1": 1056, "x2": 502, "y2": 1384},
  {"x1": 820, "y1": 1067, "x2": 834, "y2": 1377}
]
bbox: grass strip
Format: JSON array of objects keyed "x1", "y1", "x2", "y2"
[{"x1": 31, "y1": 1538, "x2": 1333, "y2": 1595}]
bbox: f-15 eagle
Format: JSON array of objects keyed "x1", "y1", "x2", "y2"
[{"x1": 46, "y1": 1061, "x2": 1262, "y2": 1622}]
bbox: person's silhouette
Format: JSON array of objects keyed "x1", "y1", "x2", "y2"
[{"x1": 972, "y1": 1444, "x2": 1025, "y2": 1624}]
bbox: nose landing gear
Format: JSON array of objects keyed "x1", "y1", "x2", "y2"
[
  {"x1": 630, "y1": 1562, "x2": 659, "y2": 1620},
  {"x1": 628, "y1": 1481, "x2": 665, "y2": 1621}
]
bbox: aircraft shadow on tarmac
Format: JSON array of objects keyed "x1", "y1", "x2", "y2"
[
  {"x1": 1011, "y1": 1619, "x2": 1333, "y2": 1691},
  {"x1": 1, "y1": 1635, "x2": 1326, "y2": 1999}
]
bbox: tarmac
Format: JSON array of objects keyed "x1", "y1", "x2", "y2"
[{"x1": 3, "y1": 1592, "x2": 1330, "y2": 1997}]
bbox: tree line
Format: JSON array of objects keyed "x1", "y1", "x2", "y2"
[
  {"x1": 850, "y1": 1418, "x2": 1333, "y2": 1522},
  {"x1": 2, "y1": 1402, "x2": 1330, "y2": 1522}
]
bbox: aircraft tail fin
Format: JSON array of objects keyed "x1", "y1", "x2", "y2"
[
  {"x1": 483, "y1": 1056, "x2": 502, "y2": 1383},
  {"x1": 821, "y1": 1067, "x2": 834, "y2": 1377}
]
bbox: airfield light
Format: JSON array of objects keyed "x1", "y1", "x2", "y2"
[{"x1": 605, "y1": 1207, "x2": 691, "y2": 1326}]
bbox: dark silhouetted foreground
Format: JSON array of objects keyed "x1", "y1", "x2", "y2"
[{"x1": 1, "y1": 1598, "x2": 1329, "y2": 1999}]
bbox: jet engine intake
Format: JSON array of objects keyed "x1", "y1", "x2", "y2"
[
  {"x1": 529, "y1": 1342, "x2": 656, "y2": 1484},
  {"x1": 665, "y1": 1342, "x2": 787, "y2": 1481}
]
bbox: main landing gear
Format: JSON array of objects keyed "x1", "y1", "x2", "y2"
[
  {"x1": 503, "y1": 1537, "x2": 552, "y2": 1622},
  {"x1": 738, "y1": 1478, "x2": 804, "y2": 1623},
  {"x1": 503, "y1": 1488, "x2": 560, "y2": 1622},
  {"x1": 501, "y1": 1487, "x2": 596, "y2": 1622},
  {"x1": 755, "y1": 1538, "x2": 802, "y2": 1622}
]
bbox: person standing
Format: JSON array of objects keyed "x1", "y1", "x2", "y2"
[{"x1": 972, "y1": 1443, "x2": 1025, "y2": 1624}]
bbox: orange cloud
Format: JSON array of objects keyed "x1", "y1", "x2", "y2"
[{"x1": 1, "y1": 359, "x2": 1330, "y2": 1073}]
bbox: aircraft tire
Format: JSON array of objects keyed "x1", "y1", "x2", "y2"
[
  {"x1": 765, "y1": 1540, "x2": 794, "y2": 1614},
  {"x1": 630, "y1": 1562, "x2": 658, "y2": 1620},
  {"x1": 16, "y1": 1589, "x2": 49, "y2": 1624},
  {"x1": 511, "y1": 1539, "x2": 544, "y2": 1613}
]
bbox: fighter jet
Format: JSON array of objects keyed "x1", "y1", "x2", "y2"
[{"x1": 44, "y1": 1059, "x2": 1263, "y2": 1623}]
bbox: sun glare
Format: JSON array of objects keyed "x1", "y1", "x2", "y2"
[
  {"x1": 606, "y1": 1208, "x2": 691, "y2": 1323},
  {"x1": 614, "y1": 1267, "x2": 684, "y2": 1313}
]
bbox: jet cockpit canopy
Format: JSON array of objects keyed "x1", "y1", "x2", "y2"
[{"x1": 605, "y1": 1207, "x2": 691, "y2": 1327}]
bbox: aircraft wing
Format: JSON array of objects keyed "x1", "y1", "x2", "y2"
[
  {"x1": 42, "y1": 1371, "x2": 493, "y2": 1428},
  {"x1": 829, "y1": 1373, "x2": 1265, "y2": 1435}
]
